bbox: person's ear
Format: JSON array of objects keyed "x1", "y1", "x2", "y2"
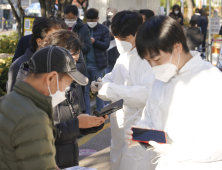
[
  {"x1": 195, "y1": 24, "x2": 198, "y2": 27},
  {"x1": 174, "y1": 43, "x2": 182, "y2": 54},
  {"x1": 97, "y1": 17, "x2": 99, "y2": 22},
  {"x1": 46, "y1": 71, "x2": 58, "y2": 89},
  {"x1": 36, "y1": 38, "x2": 42, "y2": 47}
]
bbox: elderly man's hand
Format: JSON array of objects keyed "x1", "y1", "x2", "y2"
[{"x1": 78, "y1": 114, "x2": 105, "y2": 128}]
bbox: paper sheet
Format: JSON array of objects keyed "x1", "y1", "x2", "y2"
[{"x1": 63, "y1": 166, "x2": 97, "y2": 170}]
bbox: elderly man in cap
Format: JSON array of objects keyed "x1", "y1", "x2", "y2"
[{"x1": 0, "y1": 45, "x2": 88, "y2": 170}]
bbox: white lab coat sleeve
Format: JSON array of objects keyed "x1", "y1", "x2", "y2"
[
  {"x1": 98, "y1": 70, "x2": 154, "y2": 108},
  {"x1": 136, "y1": 98, "x2": 154, "y2": 129},
  {"x1": 168, "y1": 112, "x2": 222, "y2": 163},
  {"x1": 168, "y1": 82, "x2": 222, "y2": 163}
]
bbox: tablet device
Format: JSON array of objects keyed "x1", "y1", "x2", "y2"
[
  {"x1": 132, "y1": 127, "x2": 167, "y2": 144},
  {"x1": 93, "y1": 99, "x2": 123, "y2": 117}
]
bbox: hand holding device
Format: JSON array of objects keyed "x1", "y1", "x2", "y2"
[
  {"x1": 78, "y1": 114, "x2": 105, "y2": 128},
  {"x1": 125, "y1": 125, "x2": 140, "y2": 148},
  {"x1": 93, "y1": 99, "x2": 123, "y2": 117},
  {"x1": 149, "y1": 141, "x2": 171, "y2": 155}
]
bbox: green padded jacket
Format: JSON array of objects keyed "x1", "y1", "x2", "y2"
[{"x1": 0, "y1": 81, "x2": 57, "y2": 170}]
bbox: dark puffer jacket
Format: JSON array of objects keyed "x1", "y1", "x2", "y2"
[
  {"x1": 54, "y1": 81, "x2": 104, "y2": 169},
  {"x1": 72, "y1": 18, "x2": 91, "y2": 56},
  {"x1": 87, "y1": 23, "x2": 110, "y2": 70}
]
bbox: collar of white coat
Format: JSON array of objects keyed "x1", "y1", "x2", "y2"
[
  {"x1": 195, "y1": 13, "x2": 201, "y2": 16},
  {"x1": 178, "y1": 51, "x2": 203, "y2": 75},
  {"x1": 120, "y1": 47, "x2": 137, "y2": 57}
]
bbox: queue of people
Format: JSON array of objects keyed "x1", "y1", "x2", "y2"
[{"x1": 1, "y1": 3, "x2": 222, "y2": 170}]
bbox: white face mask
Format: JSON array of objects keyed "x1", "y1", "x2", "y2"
[
  {"x1": 152, "y1": 53, "x2": 180, "y2": 82},
  {"x1": 48, "y1": 74, "x2": 67, "y2": 108},
  {"x1": 115, "y1": 37, "x2": 135, "y2": 55},
  {"x1": 87, "y1": 22, "x2": 98, "y2": 28},
  {"x1": 65, "y1": 20, "x2": 76, "y2": 28},
  {"x1": 174, "y1": 11, "x2": 179, "y2": 15}
]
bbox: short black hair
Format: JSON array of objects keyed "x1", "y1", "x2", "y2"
[
  {"x1": 136, "y1": 16, "x2": 189, "y2": 59},
  {"x1": 195, "y1": 8, "x2": 200, "y2": 13},
  {"x1": 64, "y1": 5, "x2": 78, "y2": 16},
  {"x1": 40, "y1": 29, "x2": 83, "y2": 55},
  {"x1": 86, "y1": 8, "x2": 99, "y2": 19},
  {"x1": 111, "y1": 10, "x2": 143, "y2": 38},
  {"x1": 31, "y1": 17, "x2": 67, "y2": 50},
  {"x1": 190, "y1": 20, "x2": 197, "y2": 27},
  {"x1": 139, "y1": 9, "x2": 154, "y2": 21}
]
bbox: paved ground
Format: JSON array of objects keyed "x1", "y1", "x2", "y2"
[
  {"x1": 78, "y1": 117, "x2": 111, "y2": 170},
  {"x1": 0, "y1": 29, "x2": 15, "y2": 35}
]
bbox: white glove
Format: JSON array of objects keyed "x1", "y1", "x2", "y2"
[
  {"x1": 125, "y1": 125, "x2": 148, "y2": 148},
  {"x1": 90, "y1": 77, "x2": 103, "y2": 94},
  {"x1": 149, "y1": 141, "x2": 171, "y2": 155}
]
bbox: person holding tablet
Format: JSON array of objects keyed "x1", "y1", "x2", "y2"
[
  {"x1": 125, "y1": 16, "x2": 222, "y2": 170},
  {"x1": 91, "y1": 11, "x2": 155, "y2": 170}
]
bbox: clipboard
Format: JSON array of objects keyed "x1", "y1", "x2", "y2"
[{"x1": 93, "y1": 99, "x2": 123, "y2": 117}]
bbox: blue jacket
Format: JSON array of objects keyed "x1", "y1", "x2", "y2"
[
  {"x1": 87, "y1": 23, "x2": 110, "y2": 70},
  {"x1": 12, "y1": 34, "x2": 32, "y2": 63}
]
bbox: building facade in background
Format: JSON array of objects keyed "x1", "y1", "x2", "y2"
[{"x1": 89, "y1": 0, "x2": 161, "y2": 23}]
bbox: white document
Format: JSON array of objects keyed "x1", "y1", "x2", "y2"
[{"x1": 63, "y1": 166, "x2": 97, "y2": 170}]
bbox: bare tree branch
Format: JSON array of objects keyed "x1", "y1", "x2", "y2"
[
  {"x1": 17, "y1": 0, "x2": 24, "y2": 16},
  {"x1": 7, "y1": 0, "x2": 22, "y2": 38}
]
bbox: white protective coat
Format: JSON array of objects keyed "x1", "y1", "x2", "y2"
[
  {"x1": 137, "y1": 51, "x2": 222, "y2": 170},
  {"x1": 98, "y1": 48, "x2": 156, "y2": 170}
]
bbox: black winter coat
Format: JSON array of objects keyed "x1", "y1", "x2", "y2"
[
  {"x1": 102, "y1": 20, "x2": 119, "y2": 64},
  {"x1": 191, "y1": 14, "x2": 207, "y2": 34},
  {"x1": 185, "y1": 27, "x2": 203, "y2": 51},
  {"x1": 87, "y1": 23, "x2": 110, "y2": 70},
  {"x1": 12, "y1": 34, "x2": 32, "y2": 63},
  {"x1": 72, "y1": 18, "x2": 91, "y2": 56},
  {"x1": 54, "y1": 82, "x2": 104, "y2": 169}
]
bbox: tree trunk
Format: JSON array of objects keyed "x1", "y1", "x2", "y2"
[
  {"x1": 77, "y1": 0, "x2": 87, "y2": 23},
  {"x1": 57, "y1": 0, "x2": 73, "y2": 19},
  {"x1": 39, "y1": 0, "x2": 46, "y2": 17},
  {"x1": 187, "y1": 0, "x2": 193, "y2": 20},
  {"x1": 7, "y1": 0, "x2": 22, "y2": 39}
]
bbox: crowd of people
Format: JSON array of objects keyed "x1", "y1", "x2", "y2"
[{"x1": 1, "y1": 3, "x2": 222, "y2": 170}]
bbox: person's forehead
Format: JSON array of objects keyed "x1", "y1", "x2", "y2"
[{"x1": 64, "y1": 13, "x2": 77, "y2": 18}]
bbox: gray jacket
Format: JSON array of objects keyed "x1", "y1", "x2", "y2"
[{"x1": 7, "y1": 47, "x2": 34, "y2": 93}]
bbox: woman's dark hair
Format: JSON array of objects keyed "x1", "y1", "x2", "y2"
[
  {"x1": 31, "y1": 17, "x2": 67, "y2": 50},
  {"x1": 39, "y1": 30, "x2": 83, "y2": 55},
  {"x1": 172, "y1": 5, "x2": 182, "y2": 17},
  {"x1": 86, "y1": 8, "x2": 99, "y2": 19},
  {"x1": 64, "y1": 5, "x2": 79, "y2": 16},
  {"x1": 136, "y1": 16, "x2": 189, "y2": 59},
  {"x1": 139, "y1": 9, "x2": 154, "y2": 21},
  {"x1": 111, "y1": 10, "x2": 143, "y2": 38}
]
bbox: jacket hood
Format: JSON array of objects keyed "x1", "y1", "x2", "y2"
[{"x1": 187, "y1": 27, "x2": 201, "y2": 35}]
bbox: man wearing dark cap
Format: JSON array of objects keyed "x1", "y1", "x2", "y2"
[{"x1": 0, "y1": 45, "x2": 88, "y2": 170}]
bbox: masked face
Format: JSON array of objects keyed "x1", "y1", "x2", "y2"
[
  {"x1": 174, "y1": 10, "x2": 179, "y2": 15},
  {"x1": 152, "y1": 53, "x2": 180, "y2": 82},
  {"x1": 48, "y1": 74, "x2": 67, "y2": 108},
  {"x1": 115, "y1": 36, "x2": 135, "y2": 55},
  {"x1": 87, "y1": 22, "x2": 98, "y2": 28},
  {"x1": 65, "y1": 19, "x2": 77, "y2": 28}
]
